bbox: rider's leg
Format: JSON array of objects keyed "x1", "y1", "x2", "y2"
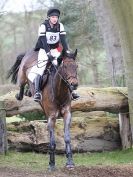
[
  {"x1": 33, "y1": 74, "x2": 42, "y2": 102},
  {"x1": 33, "y1": 49, "x2": 48, "y2": 102},
  {"x1": 28, "y1": 48, "x2": 61, "y2": 102},
  {"x1": 28, "y1": 49, "x2": 48, "y2": 102},
  {"x1": 37, "y1": 48, "x2": 48, "y2": 69}
]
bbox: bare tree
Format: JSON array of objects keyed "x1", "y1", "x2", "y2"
[
  {"x1": 91, "y1": 0, "x2": 125, "y2": 86},
  {"x1": 92, "y1": 0, "x2": 133, "y2": 147},
  {"x1": 108, "y1": 0, "x2": 133, "y2": 145}
]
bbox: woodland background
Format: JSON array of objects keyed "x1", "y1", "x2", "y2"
[{"x1": 0, "y1": 0, "x2": 125, "y2": 87}]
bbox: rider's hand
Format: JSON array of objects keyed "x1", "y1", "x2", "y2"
[{"x1": 47, "y1": 53, "x2": 55, "y2": 62}]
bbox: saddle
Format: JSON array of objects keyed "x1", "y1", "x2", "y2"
[{"x1": 41, "y1": 63, "x2": 52, "y2": 90}]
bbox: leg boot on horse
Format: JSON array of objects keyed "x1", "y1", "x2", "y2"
[
  {"x1": 47, "y1": 117, "x2": 56, "y2": 171},
  {"x1": 63, "y1": 109, "x2": 75, "y2": 169},
  {"x1": 33, "y1": 74, "x2": 42, "y2": 102}
]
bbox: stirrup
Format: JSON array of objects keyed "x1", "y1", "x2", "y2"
[{"x1": 34, "y1": 92, "x2": 42, "y2": 102}]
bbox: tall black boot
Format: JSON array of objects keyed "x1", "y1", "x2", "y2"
[{"x1": 33, "y1": 74, "x2": 42, "y2": 102}]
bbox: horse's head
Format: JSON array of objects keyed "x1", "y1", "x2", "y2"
[{"x1": 60, "y1": 49, "x2": 78, "y2": 91}]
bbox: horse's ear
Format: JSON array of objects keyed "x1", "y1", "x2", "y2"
[{"x1": 74, "y1": 49, "x2": 78, "y2": 59}]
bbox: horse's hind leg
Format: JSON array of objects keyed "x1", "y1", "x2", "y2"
[
  {"x1": 62, "y1": 108, "x2": 74, "y2": 168},
  {"x1": 16, "y1": 85, "x2": 25, "y2": 100},
  {"x1": 47, "y1": 116, "x2": 56, "y2": 171},
  {"x1": 16, "y1": 68, "x2": 26, "y2": 100},
  {"x1": 24, "y1": 84, "x2": 32, "y2": 97}
]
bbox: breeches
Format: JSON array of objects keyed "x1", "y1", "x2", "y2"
[{"x1": 28, "y1": 48, "x2": 61, "y2": 82}]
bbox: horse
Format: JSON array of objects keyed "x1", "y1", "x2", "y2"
[{"x1": 7, "y1": 49, "x2": 78, "y2": 170}]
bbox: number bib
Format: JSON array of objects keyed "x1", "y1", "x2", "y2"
[{"x1": 46, "y1": 32, "x2": 60, "y2": 44}]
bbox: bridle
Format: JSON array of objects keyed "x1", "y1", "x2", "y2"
[{"x1": 52, "y1": 59, "x2": 78, "y2": 92}]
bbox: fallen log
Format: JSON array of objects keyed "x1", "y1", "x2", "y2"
[
  {"x1": 7, "y1": 115, "x2": 121, "y2": 153},
  {"x1": 0, "y1": 87, "x2": 128, "y2": 117},
  {"x1": 72, "y1": 87, "x2": 128, "y2": 113}
]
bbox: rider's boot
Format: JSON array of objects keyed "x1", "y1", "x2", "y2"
[
  {"x1": 72, "y1": 91, "x2": 80, "y2": 101},
  {"x1": 33, "y1": 74, "x2": 42, "y2": 102}
]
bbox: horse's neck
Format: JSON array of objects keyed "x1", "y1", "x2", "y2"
[{"x1": 54, "y1": 71, "x2": 69, "y2": 98}]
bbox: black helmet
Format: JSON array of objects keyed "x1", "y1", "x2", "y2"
[{"x1": 47, "y1": 8, "x2": 60, "y2": 17}]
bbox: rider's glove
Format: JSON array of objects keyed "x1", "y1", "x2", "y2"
[{"x1": 47, "y1": 53, "x2": 55, "y2": 62}]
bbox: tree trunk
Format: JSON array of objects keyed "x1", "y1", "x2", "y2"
[
  {"x1": 0, "y1": 44, "x2": 5, "y2": 84},
  {"x1": 91, "y1": 58, "x2": 99, "y2": 86},
  {"x1": 91, "y1": 0, "x2": 125, "y2": 86},
  {"x1": 0, "y1": 101, "x2": 7, "y2": 154},
  {"x1": 89, "y1": 48, "x2": 99, "y2": 86},
  {"x1": 119, "y1": 113, "x2": 132, "y2": 149},
  {"x1": 105, "y1": 0, "x2": 133, "y2": 146}
]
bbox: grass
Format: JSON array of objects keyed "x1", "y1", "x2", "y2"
[
  {"x1": 0, "y1": 149, "x2": 133, "y2": 171},
  {"x1": 6, "y1": 111, "x2": 45, "y2": 124},
  {"x1": 6, "y1": 116, "x2": 25, "y2": 123}
]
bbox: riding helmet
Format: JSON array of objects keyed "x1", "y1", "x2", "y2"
[{"x1": 47, "y1": 8, "x2": 60, "y2": 17}]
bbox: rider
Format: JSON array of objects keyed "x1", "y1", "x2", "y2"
[{"x1": 30, "y1": 8, "x2": 79, "y2": 102}]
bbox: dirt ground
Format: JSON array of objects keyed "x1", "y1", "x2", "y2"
[{"x1": 1, "y1": 165, "x2": 133, "y2": 177}]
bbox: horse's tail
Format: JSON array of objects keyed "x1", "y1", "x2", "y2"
[{"x1": 7, "y1": 52, "x2": 25, "y2": 84}]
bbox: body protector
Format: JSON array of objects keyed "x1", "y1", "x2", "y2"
[{"x1": 34, "y1": 20, "x2": 68, "y2": 52}]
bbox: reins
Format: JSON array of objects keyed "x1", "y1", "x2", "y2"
[{"x1": 24, "y1": 59, "x2": 48, "y2": 70}]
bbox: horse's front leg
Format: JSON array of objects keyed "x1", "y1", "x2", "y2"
[
  {"x1": 47, "y1": 116, "x2": 56, "y2": 171},
  {"x1": 62, "y1": 108, "x2": 74, "y2": 168}
]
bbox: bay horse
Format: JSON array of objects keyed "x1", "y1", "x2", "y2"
[{"x1": 7, "y1": 49, "x2": 78, "y2": 170}]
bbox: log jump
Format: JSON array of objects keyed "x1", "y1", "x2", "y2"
[
  {"x1": 1, "y1": 87, "x2": 128, "y2": 117},
  {"x1": 0, "y1": 86, "x2": 131, "y2": 149}
]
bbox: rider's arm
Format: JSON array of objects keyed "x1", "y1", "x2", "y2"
[
  {"x1": 39, "y1": 36, "x2": 50, "y2": 53},
  {"x1": 37, "y1": 24, "x2": 50, "y2": 53},
  {"x1": 59, "y1": 23, "x2": 69, "y2": 52}
]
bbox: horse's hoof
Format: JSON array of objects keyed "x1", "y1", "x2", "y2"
[
  {"x1": 65, "y1": 163, "x2": 75, "y2": 169},
  {"x1": 28, "y1": 91, "x2": 32, "y2": 97},
  {"x1": 48, "y1": 165, "x2": 56, "y2": 172},
  {"x1": 15, "y1": 94, "x2": 23, "y2": 101}
]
